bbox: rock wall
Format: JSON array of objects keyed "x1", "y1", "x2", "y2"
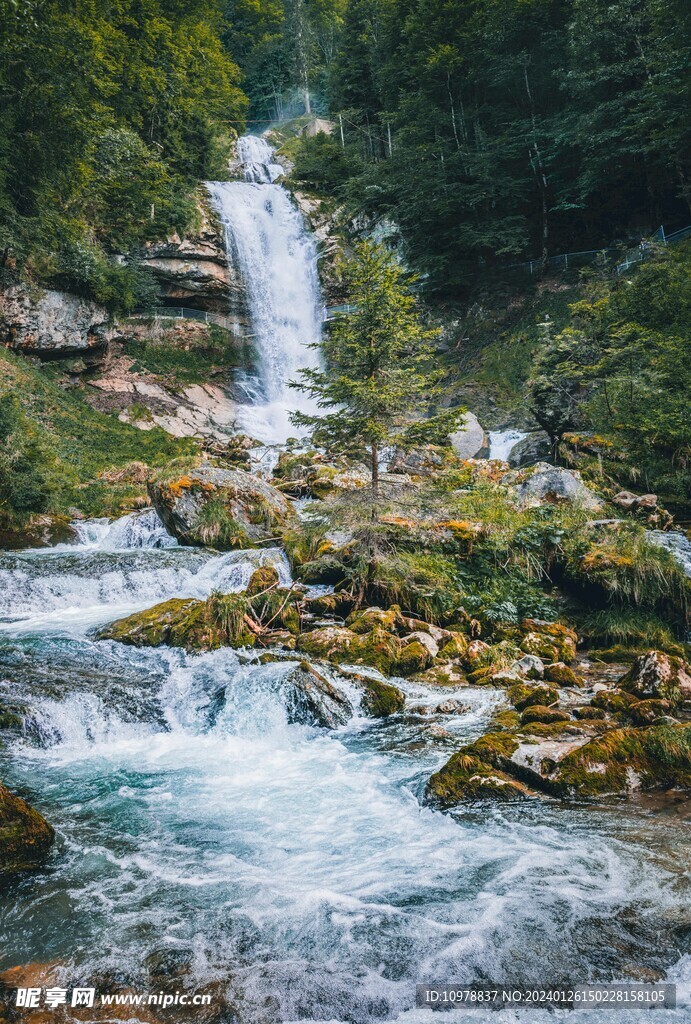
[
  {"x1": 138, "y1": 190, "x2": 248, "y2": 321},
  {"x1": 0, "y1": 285, "x2": 117, "y2": 357}
]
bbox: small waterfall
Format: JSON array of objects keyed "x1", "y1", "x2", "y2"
[
  {"x1": 207, "y1": 136, "x2": 322, "y2": 445},
  {"x1": 71, "y1": 509, "x2": 177, "y2": 551}
]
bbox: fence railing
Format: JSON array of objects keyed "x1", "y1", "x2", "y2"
[
  {"x1": 132, "y1": 304, "x2": 357, "y2": 330},
  {"x1": 507, "y1": 223, "x2": 691, "y2": 278}
]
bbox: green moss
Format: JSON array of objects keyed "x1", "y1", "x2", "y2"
[
  {"x1": 543, "y1": 663, "x2": 581, "y2": 686},
  {"x1": 98, "y1": 593, "x2": 256, "y2": 650},
  {"x1": 427, "y1": 747, "x2": 531, "y2": 806},
  {"x1": 520, "y1": 705, "x2": 571, "y2": 725},
  {"x1": 346, "y1": 606, "x2": 398, "y2": 635},
  {"x1": 553, "y1": 724, "x2": 691, "y2": 796},
  {"x1": 246, "y1": 565, "x2": 280, "y2": 596},
  {"x1": 0, "y1": 781, "x2": 55, "y2": 874},
  {"x1": 507, "y1": 682, "x2": 559, "y2": 711},
  {"x1": 355, "y1": 676, "x2": 406, "y2": 717},
  {"x1": 591, "y1": 689, "x2": 638, "y2": 713}
]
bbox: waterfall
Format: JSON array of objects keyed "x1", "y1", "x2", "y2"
[{"x1": 207, "y1": 136, "x2": 322, "y2": 445}]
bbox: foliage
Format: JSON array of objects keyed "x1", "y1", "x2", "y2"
[
  {"x1": 528, "y1": 244, "x2": 691, "y2": 502},
  {"x1": 291, "y1": 240, "x2": 450, "y2": 492},
  {"x1": 0, "y1": 395, "x2": 56, "y2": 526},
  {"x1": 0, "y1": 0, "x2": 246, "y2": 305}
]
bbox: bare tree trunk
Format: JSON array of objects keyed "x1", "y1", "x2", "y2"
[{"x1": 371, "y1": 443, "x2": 379, "y2": 500}]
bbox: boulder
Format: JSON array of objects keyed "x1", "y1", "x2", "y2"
[
  {"x1": 426, "y1": 734, "x2": 533, "y2": 806},
  {"x1": 282, "y1": 662, "x2": 353, "y2": 729},
  {"x1": 507, "y1": 430, "x2": 552, "y2": 468},
  {"x1": 502, "y1": 462, "x2": 601, "y2": 510},
  {"x1": 148, "y1": 464, "x2": 294, "y2": 549},
  {"x1": 344, "y1": 672, "x2": 406, "y2": 717},
  {"x1": 97, "y1": 594, "x2": 256, "y2": 650},
  {"x1": 520, "y1": 705, "x2": 571, "y2": 725},
  {"x1": 519, "y1": 620, "x2": 578, "y2": 663},
  {"x1": 0, "y1": 514, "x2": 78, "y2": 551},
  {"x1": 511, "y1": 654, "x2": 544, "y2": 680},
  {"x1": 346, "y1": 606, "x2": 398, "y2": 635},
  {"x1": 549, "y1": 724, "x2": 691, "y2": 797},
  {"x1": 544, "y1": 662, "x2": 581, "y2": 687},
  {"x1": 624, "y1": 699, "x2": 673, "y2": 727},
  {"x1": 0, "y1": 782, "x2": 54, "y2": 874},
  {"x1": 619, "y1": 651, "x2": 691, "y2": 707},
  {"x1": 0, "y1": 284, "x2": 117, "y2": 356},
  {"x1": 449, "y1": 412, "x2": 490, "y2": 460},
  {"x1": 508, "y1": 682, "x2": 559, "y2": 711},
  {"x1": 388, "y1": 445, "x2": 457, "y2": 477},
  {"x1": 590, "y1": 689, "x2": 638, "y2": 713},
  {"x1": 247, "y1": 565, "x2": 280, "y2": 595}
]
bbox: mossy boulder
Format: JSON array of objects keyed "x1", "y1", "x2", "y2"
[
  {"x1": 624, "y1": 699, "x2": 673, "y2": 727},
  {"x1": 148, "y1": 464, "x2": 294, "y2": 549},
  {"x1": 300, "y1": 591, "x2": 355, "y2": 618},
  {"x1": 341, "y1": 672, "x2": 406, "y2": 717},
  {"x1": 296, "y1": 625, "x2": 401, "y2": 675},
  {"x1": 0, "y1": 514, "x2": 78, "y2": 551},
  {"x1": 550, "y1": 724, "x2": 691, "y2": 797},
  {"x1": 0, "y1": 782, "x2": 54, "y2": 874},
  {"x1": 247, "y1": 565, "x2": 280, "y2": 595},
  {"x1": 396, "y1": 639, "x2": 433, "y2": 676},
  {"x1": 591, "y1": 689, "x2": 638, "y2": 713},
  {"x1": 507, "y1": 682, "x2": 559, "y2": 711},
  {"x1": 520, "y1": 705, "x2": 571, "y2": 725},
  {"x1": 437, "y1": 632, "x2": 469, "y2": 660},
  {"x1": 346, "y1": 606, "x2": 398, "y2": 635},
  {"x1": 618, "y1": 651, "x2": 691, "y2": 707},
  {"x1": 426, "y1": 734, "x2": 530, "y2": 806},
  {"x1": 97, "y1": 594, "x2": 256, "y2": 650},
  {"x1": 518, "y1": 621, "x2": 577, "y2": 663},
  {"x1": 573, "y1": 706, "x2": 606, "y2": 721},
  {"x1": 282, "y1": 662, "x2": 353, "y2": 729},
  {"x1": 544, "y1": 662, "x2": 581, "y2": 687}
]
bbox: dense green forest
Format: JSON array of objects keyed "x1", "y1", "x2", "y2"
[{"x1": 2, "y1": 0, "x2": 689, "y2": 301}]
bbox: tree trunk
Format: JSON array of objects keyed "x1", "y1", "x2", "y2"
[{"x1": 371, "y1": 443, "x2": 379, "y2": 500}]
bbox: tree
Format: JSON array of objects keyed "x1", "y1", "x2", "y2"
[{"x1": 291, "y1": 240, "x2": 451, "y2": 498}]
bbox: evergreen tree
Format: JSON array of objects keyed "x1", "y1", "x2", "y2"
[{"x1": 291, "y1": 241, "x2": 450, "y2": 496}]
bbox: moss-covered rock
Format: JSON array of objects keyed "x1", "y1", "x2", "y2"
[
  {"x1": 591, "y1": 689, "x2": 638, "y2": 713},
  {"x1": 618, "y1": 651, "x2": 691, "y2": 707},
  {"x1": 300, "y1": 592, "x2": 355, "y2": 618},
  {"x1": 544, "y1": 662, "x2": 582, "y2": 687},
  {"x1": 507, "y1": 682, "x2": 559, "y2": 711},
  {"x1": 550, "y1": 724, "x2": 691, "y2": 797},
  {"x1": 396, "y1": 639, "x2": 433, "y2": 676},
  {"x1": 520, "y1": 705, "x2": 571, "y2": 725},
  {"x1": 148, "y1": 464, "x2": 294, "y2": 549},
  {"x1": 343, "y1": 672, "x2": 406, "y2": 717},
  {"x1": 0, "y1": 514, "x2": 78, "y2": 551},
  {"x1": 437, "y1": 632, "x2": 469, "y2": 660},
  {"x1": 426, "y1": 734, "x2": 530, "y2": 806},
  {"x1": 0, "y1": 782, "x2": 54, "y2": 874},
  {"x1": 282, "y1": 661, "x2": 353, "y2": 729},
  {"x1": 573, "y1": 706, "x2": 607, "y2": 721},
  {"x1": 624, "y1": 699, "x2": 673, "y2": 727},
  {"x1": 97, "y1": 594, "x2": 256, "y2": 650},
  {"x1": 518, "y1": 621, "x2": 577, "y2": 663},
  {"x1": 346, "y1": 606, "x2": 398, "y2": 635},
  {"x1": 246, "y1": 565, "x2": 280, "y2": 595}
]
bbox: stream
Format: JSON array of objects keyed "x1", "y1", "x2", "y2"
[{"x1": 0, "y1": 513, "x2": 690, "y2": 1022}]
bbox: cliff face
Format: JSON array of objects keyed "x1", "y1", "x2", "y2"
[
  {"x1": 138, "y1": 190, "x2": 248, "y2": 321},
  {"x1": 0, "y1": 285, "x2": 117, "y2": 357}
]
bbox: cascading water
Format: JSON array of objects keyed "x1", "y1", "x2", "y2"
[
  {"x1": 1, "y1": 511, "x2": 691, "y2": 1021},
  {"x1": 207, "y1": 136, "x2": 323, "y2": 445}
]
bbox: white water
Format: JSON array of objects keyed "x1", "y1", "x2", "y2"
[
  {"x1": 488, "y1": 429, "x2": 527, "y2": 462},
  {"x1": 1, "y1": 530, "x2": 690, "y2": 1020},
  {"x1": 207, "y1": 136, "x2": 322, "y2": 444}
]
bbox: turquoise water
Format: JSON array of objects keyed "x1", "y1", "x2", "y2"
[{"x1": 1, "y1": 517, "x2": 690, "y2": 1021}]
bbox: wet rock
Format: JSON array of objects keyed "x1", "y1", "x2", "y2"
[
  {"x1": 148, "y1": 464, "x2": 294, "y2": 549},
  {"x1": 502, "y1": 462, "x2": 602, "y2": 510},
  {"x1": 618, "y1": 651, "x2": 691, "y2": 707},
  {"x1": 549, "y1": 724, "x2": 691, "y2": 797},
  {"x1": 520, "y1": 705, "x2": 571, "y2": 725},
  {"x1": 395, "y1": 638, "x2": 433, "y2": 675},
  {"x1": 247, "y1": 565, "x2": 280, "y2": 595},
  {"x1": 0, "y1": 781, "x2": 54, "y2": 873},
  {"x1": 341, "y1": 672, "x2": 405, "y2": 717},
  {"x1": 0, "y1": 514, "x2": 78, "y2": 551},
  {"x1": 507, "y1": 430, "x2": 552, "y2": 468},
  {"x1": 449, "y1": 412, "x2": 490, "y2": 460},
  {"x1": 346, "y1": 606, "x2": 398, "y2": 634},
  {"x1": 0, "y1": 284, "x2": 117, "y2": 355},
  {"x1": 97, "y1": 594, "x2": 256, "y2": 650},
  {"x1": 573, "y1": 706, "x2": 607, "y2": 721},
  {"x1": 624, "y1": 699, "x2": 674, "y2": 727},
  {"x1": 283, "y1": 662, "x2": 353, "y2": 728},
  {"x1": 590, "y1": 688, "x2": 639, "y2": 713},
  {"x1": 544, "y1": 662, "x2": 582, "y2": 687},
  {"x1": 511, "y1": 654, "x2": 544, "y2": 680},
  {"x1": 413, "y1": 663, "x2": 469, "y2": 687},
  {"x1": 464, "y1": 639, "x2": 490, "y2": 666},
  {"x1": 426, "y1": 733, "x2": 534, "y2": 805},
  {"x1": 508, "y1": 682, "x2": 559, "y2": 711},
  {"x1": 410, "y1": 698, "x2": 469, "y2": 716}
]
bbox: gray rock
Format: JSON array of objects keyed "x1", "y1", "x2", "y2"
[
  {"x1": 148, "y1": 463, "x2": 294, "y2": 549},
  {"x1": 619, "y1": 651, "x2": 691, "y2": 705},
  {"x1": 512, "y1": 655, "x2": 545, "y2": 680},
  {"x1": 282, "y1": 662, "x2": 353, "y2": 728},
  {"x1": 502, "y1": 462, "x2": 602, "y2": 510},
  {"x1": 449, "y1": 412, "x2": 489, "y2": 460},
  {"x1": 0, "y1": 285, "x2": 117, "y2": 355},
  {"x1": 508, "y1": 430, "x2": 552, "y2": 468}
]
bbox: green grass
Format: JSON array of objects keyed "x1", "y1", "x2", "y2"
[
  {"x1": 122, "y1": 322, "x2": 252, "y2": 385},
  {"x1": 0, "y1": 347, "x2": 196, "y2": 516}
]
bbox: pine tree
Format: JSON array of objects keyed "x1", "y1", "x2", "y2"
[{"x1": 291, "y1": 240, "x2": 451, "y2": 497}]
